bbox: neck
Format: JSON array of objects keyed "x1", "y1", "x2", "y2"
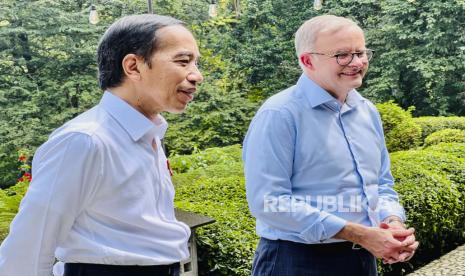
[
  {"x1": 304, "y1": 72, "x2": 349, "y2": 104},
  {"x1": 107, "y1": 86, "x2": 159, "y2": 121},
  {"x1": 331, "y1": 91, "x2": 348, "y2": 104}
]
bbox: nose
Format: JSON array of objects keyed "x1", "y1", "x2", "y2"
[
  {"x1": 349, "y1": 54, "x2": 367, "y2": 67},
  {"x1": 187, "y1": 66, "x2": 203, "y2": 84}
]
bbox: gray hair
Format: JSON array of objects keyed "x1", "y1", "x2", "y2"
[{"x1": 295, "y1": 15, "x2": 362, "y2": 69}]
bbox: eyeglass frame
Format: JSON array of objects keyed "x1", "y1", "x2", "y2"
[{"x1": 307, "y1": 49, "x2": 374, "y2": 66}]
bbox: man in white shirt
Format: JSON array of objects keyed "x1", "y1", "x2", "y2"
[{"x1": 0, "y1": 14, "x2": 203, "y2": 276}]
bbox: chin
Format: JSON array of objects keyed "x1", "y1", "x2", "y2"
[
  {"x1": 349, "y1": 79, "x2": 363, "y2": 89},
  {"x1": 166, "y1": 106, "x2": 188, "y2": 114}
]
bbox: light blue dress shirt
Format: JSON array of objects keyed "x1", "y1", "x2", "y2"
[
  {"x1": 0, "y1": 92, "x2": 190, "y2": 276},
  {"x1": 243, "y1": 74, "x2": 405, "y2": 244}
]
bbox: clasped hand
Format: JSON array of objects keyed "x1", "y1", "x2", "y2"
[
  {"x1": 358, "y1": 223, "x2": 419, "y2": 264},
  {"x1": 379, "y1": 221, "x2": 419, "y2": 264}
]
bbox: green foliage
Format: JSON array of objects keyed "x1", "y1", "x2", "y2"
[
  {"x1": 0, "y1": 0, "x2": 104, "y2": 186},
  {"x1": 171, "y1": 142, "x2": 465, "y2": 276},
  {"x1": 223, "y1": 0, "x2": 465, "y2": 115},
  {"x1": 0, "y1": 183, "x2": 28, "y2": 241},
  {"x1": 364, "y1": 0, "x2": 465, "y2": 116},
  {"x1": 170, "y1": 144, "x2": 242, "y2": 173},
  {"x1": 386, "y1": 144, "x2": 465, "y2": 275},
  {"x1": 1, "y1": 0, "x2": 465, "y2": 185},
  {"x1": 0, "y1": 150, "x2": 31, "y2": 239},
  {"x1": 425, "y1": 142, "x2": 465, "y2": 159},
  {"x1": 376, "y1": 101, "x2": 421, "y2": 152},
  {"x1": 221, "y1": 0, "x2": 304, "y2": 100},
  {"x1": 172, "y1": 145, "x2": 257, "y2": 275},
  {"x1": 424, "y1": 129, "x2": 465, "y2": 147},
  {"x1": 413, "y1": 116, "x2": 465, "y2": 142},
  {"x1": 2, "y1": 141, "x2": 465, "y2": 275}
]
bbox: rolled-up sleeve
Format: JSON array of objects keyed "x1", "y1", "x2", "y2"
[
  {"x1": 243, "y1": 109, "x2": 346, "y2": 243},
  {"x1": 0, "y1": 132, "x2": 102, "y2": 276}
]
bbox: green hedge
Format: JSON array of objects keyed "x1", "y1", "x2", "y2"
[
  {"x1": 171, "y1": 143, "x2": 465, "y2": 276},
  {"x1": 383, "y1": 143, "x2": 465, "y2": 275},
  {"x1": 413, "y1": 116, "x2": 465, "y2": 142},
  {"x1": 2, "y1": 143, "x2": 465, "y2": 275},
  {"x1": 376, "y1": 101, "x2": 421, "y2": 152},
  {"x1": 170, "y1": 145, "x2": 243, "y2": 174},
  {"x1": 424, "y1": 129, "x2": 465, "y2": 147},
  {"x1": 172, "y1": 145, "x2": 257, "y2": 275}
]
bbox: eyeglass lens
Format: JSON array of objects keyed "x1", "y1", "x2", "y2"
[{"x1": 337, "y1": 50, "x2": 373, "y2": 66}]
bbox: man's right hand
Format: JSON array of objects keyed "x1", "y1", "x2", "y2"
[{"x1": 334, "y1": 221, "x2": 415, "y2": 261}]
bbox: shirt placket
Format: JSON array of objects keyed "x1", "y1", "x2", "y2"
[
  {"x1": 337, "y1": 104, "x2": 379, "y2": 226},
  {"x1": 153, "y1": 136, "x2": 176, "y2": 220}
]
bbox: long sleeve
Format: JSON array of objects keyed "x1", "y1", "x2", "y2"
[
  {"x1": 371, "y1": 109, "x2": 406, "y2": 222},
  {"x1": 243, "y1": 109, "x2": 346, "y2": 243},
  {"x1": 0, "y1": 132, "x2": 102, "y2": 276}
]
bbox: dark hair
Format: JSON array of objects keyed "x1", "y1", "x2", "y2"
[{"x1": 97, "y1": 14, "x2": 185, "y2": 90}]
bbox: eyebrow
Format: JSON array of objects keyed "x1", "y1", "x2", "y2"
[
  {"x1": 334, "y1": 48, "x2": 366, "y2": 53},
  {"x1": 173, "y1": 51, "x2": 201, "y2": 59}
]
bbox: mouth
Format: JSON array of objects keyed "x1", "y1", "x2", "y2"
[
  {"x1": 340, "y1": 70, "x2": 362, "y2": 77},
  {"x1": 177, "y1": 87, "x2": 196, "y2": 102}
]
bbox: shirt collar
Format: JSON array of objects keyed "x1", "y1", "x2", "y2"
[
  {"x1": 345, "y1": 89, "x2": 364, "y2": 108},
  {"x1": 296, "y1": 74, "x2": 365, "y2": 109},
  {"x1": 100, "y1": 91, "x2": 168, "y2": 142}
]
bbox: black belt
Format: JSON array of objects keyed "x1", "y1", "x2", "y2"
[
  {"x1": 272, "y1": 239, "x2": 366, "y2": 253},
  {"x1": 64, "y1": 262, "x2": 180, "y2": 276}
]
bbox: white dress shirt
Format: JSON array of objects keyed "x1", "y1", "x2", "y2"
[{"x1": 0, "y1": 91, "x2": 190, "y2": 276}]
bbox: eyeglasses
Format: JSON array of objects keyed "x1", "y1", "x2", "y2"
[{"x1": 308, "y1": 49, "x2": 374, "y2": 66}]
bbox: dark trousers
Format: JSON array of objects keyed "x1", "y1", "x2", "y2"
[
  {"x1": 252, "y1": 238, "x2": 377, "y2": 276},
  {"x1": 63, "y1": 262, "x2": 180, "y2": 276}
]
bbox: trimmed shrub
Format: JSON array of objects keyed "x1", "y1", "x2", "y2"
[
  {"x1": 425, "y1": 142, "x2": 465, "y2": 162},
  {"x1": 2, "y1": 143, "x2": 465, "y2": 275},
  {"x1": 384, "y1": 146, "x2": 465, "y2": 275},
  {"x1": 172, "y1": 145, "x2": 257, "y2": 276},
  {"x1": 424, "y1": 129, "x2": 465, "y2": 147},
  {"x1": 171, "y1": 143, "x2": 465, "y2": 276},
  {"x1": 170, "y1": 145, "x2": 243, "y2": 174},
  {"x1": 413, "y1": 116, "x2": 465, "y2": 142},
  {"x1": 376, "y1": 101, "x2": 422, "y2": 152}
]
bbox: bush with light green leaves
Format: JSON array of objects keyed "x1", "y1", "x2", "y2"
[
  {"x1": 172, "y1": 145, "x2": 257, "y2": 276},
  {"x1": 171, "y1": 143, "x2": 465, "y2": 276},
  {"x1": 414, "y1": 117, "x2": 465, "y2": 142},
  {"x1": 424, "y1": 129, "x2": 465, "y2": 147},
  {"x1": 382, "y1": 142, "x2": 465, "y2": 275},
  {"x1": 376, "y1": 101, "x2": 422, "y2": 152},
  {"x1": 2, "y1": 142, "x2": 465, "y2": 275}
]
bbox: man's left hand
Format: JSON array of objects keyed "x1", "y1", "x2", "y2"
[{"x1": 380, "y1": 220, "x2": 419, "y2": 264}]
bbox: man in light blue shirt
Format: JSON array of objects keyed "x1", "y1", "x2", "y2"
[
  {"x1": 243, "y1": 15, "x2": 418, "y2": 275},
  {"x1": 0, "y1": 14, "x2": 202, "y2": 276}
]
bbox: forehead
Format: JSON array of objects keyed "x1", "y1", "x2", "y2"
[
  {"x1": 154, "y1": 25, "x2": 200, "y2": 57},
  {"x1": 315, "y1": 25, "x2": 366, "y2": 51}
]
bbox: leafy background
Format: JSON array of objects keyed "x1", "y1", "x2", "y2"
[
  {"x1": 1, "y1": 0, "x2": 464, "y2": 187},
  {"x1": 1, "y1": 0, "x2": 465, "y2": 275}
]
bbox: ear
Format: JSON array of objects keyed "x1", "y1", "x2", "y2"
[
  {"x1": 299, "y1": 53, "x2": 315, "y2": 70},
  {"x1": 121, "y1": 54, "x2": 144, "y2": 82}
]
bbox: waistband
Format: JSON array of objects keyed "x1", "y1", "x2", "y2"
[
  {"x1": 262, "y1": 238, "x2": 366, "y2": 253},
  {"x1": 64, "y1": 262, "x2": 180, "y2": 276}
]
